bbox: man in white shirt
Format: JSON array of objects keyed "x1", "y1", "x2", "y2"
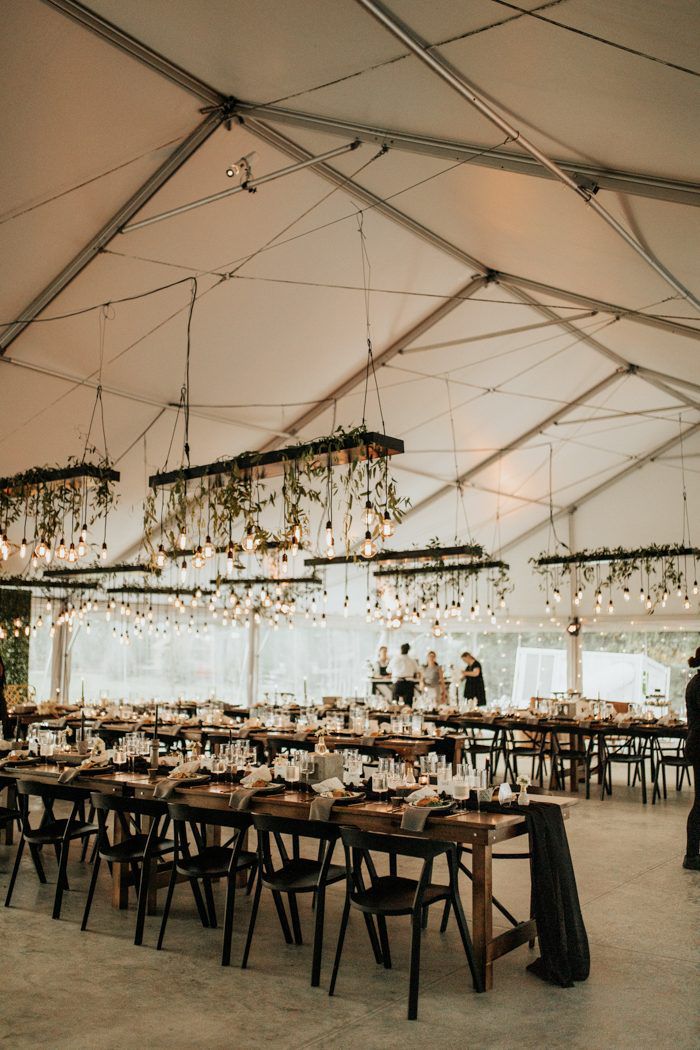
[{"x1": 388, "y1": 643, "x2": 420, "y2": 705}]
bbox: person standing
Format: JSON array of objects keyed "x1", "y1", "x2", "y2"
[
  {"x1": 461, "y1": 651, "x2": 486, "y2": 707},
  {"x1": 388, "y1": 643, "x2": 420, "y2": 705},
  {"x1": 683, "y1": 647, "x2": 700, "y2": 871},
  {"x1": 375, "y1": 645, "x2": 390, "y2": 677},
  {"x1": 420, "y1": 650, "x2": 446, "y2": 707}
]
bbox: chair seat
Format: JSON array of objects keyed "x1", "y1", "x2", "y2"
[
  {"x1": 176, "y1": 845, "x2": 257, "y2": 879},
  {"x1": 262, "y1": 857, "x2": 346, "y2": 893},
  {"x1": 351, "y1": 875, "x2": 449, "y2": 916},
  {"x1": 0, "y1": 806, "x2": 20, "y2": 825},
  {"x1": 99, "y1": 835, "x2": 175, "y2": 863},
  {"x1": 606, "y1": 754, "x2": 644, "y2": 763},
  {"x1": 24, "y1": 819, "x2": 98, "y2": 844}
]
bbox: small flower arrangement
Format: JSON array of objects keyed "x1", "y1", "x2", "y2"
[{"x1": 516, "y1": 774, "x2": 531, "y2": 805}]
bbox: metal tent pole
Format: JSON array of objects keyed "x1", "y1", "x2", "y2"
[
  {"x1": 354, "y1": 0, "x2": 700, "y2": 312},
  {"x1": 500, "y1": 419, "x2": 700, "y2": 555},
  {"x1": 0, "y1": 111, "x2": 224, "y2": 355},
  {"x1": 121, "y1": 141, "x2": 360, "y2": 232},
  {"x1": 404, "y1": 369, "x2": 628, "y2": 521}
]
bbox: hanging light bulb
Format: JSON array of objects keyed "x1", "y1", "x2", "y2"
[
  {"x1": 693, "y1": 580, "x2": 699, "y2": 596},
  {"x1": 19, "y1": 537, "x2": 27, "y2": 559},
  {"x1": 381, "y1": 510, "x2": 394, "y2": 539},
  {"x1": 343, "y1": 594, "x2": 349, "y2": 617},
  {"x1": 56, "y1": 537, "x2": 66, "y2": 560},
  {"x1": 44, "y1": 545, "x2": 52, "y2": 564},
  {"x1": 156, "y1": 544, "x2": 166, "y2": 568},
  {"x1": 193, "y1": 546, "x2": 205, "y2": 570},
  {"x1": 180, "y1": 559, "x2": 187, "y2": 583},
  {"x1": 361, "y1": 530, "x2": 376, "y2": 559},
  {"x1": 100, "y1": 541, "x2": 108, "y2": 562},
  {"x1": 203, "y1": 535, "x2": 214, "y2": 560},
  {"x1": 608, "y1": 599, "x2": 614, "y2": 614},
  {"x1": 645, "y1": 594, "x2": 652, "y2": 609},
  {"x1": 623, "y1": 587, "x2": 630, "y2": 601},
  {"x1": 684, "y1": 594, "x2": 691, "y2": 610},
  {"x1": 178, "y1": 528, "x2": 187, "y2": 551},
  {"x1": 639, "y1": 587, "x2": 645, "y2": 602},
  {"x1": 244, "y1": 523, "x2": 256, "y2": 552},
  {"x1": 292, "y1": 521, "x2": 302, "y2": 545},
  {"x1": 226, "y1": 545, "x2": 235, "y2": 575},
  {"x1": 281, "y1": 551, "x2": 289, "y2": 575},
  {"x1": 573, "y1": 593, "x2": 580, "y2": 607},
  {"x1": 79, "y1": 522, "x2": 87, "y2": 544},
  {"x1": 363, "y1": 500, "x2": 376, "y2": 529},
  {"x1": 544, "y1": 601, "x2": 551, "y2": 614},
  {"x1": 68, "y1": 542, "x2": 77, "y2": 563},
  {"x1": 37, "y1": 537, "x2": 47, "y2": 559},
  {"x1": 553, "y1": 588, "x2": 561, "y2": 603},
  {"x1": 77, "y1": 534, "x2": 87, "y2": 558}
]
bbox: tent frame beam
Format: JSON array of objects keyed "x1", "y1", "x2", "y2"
[
  {"x1": 354, "y1": 0, "x2": 700, "y2": 311},
  {"x1": 43, "y1": 0, "x2": 700, "y2": 341},
  {"x1": 0, "y1": 109, "x2": 226, "y2": 355},
  {"x1": 501, "y1": 420, "x2": 700, "y2": 554},
  {"x1": 236, "y1": 103, "x2": 700, "y2": 209},
  {"x1": 404, "y1": 369, "x2": 629, "y2": 521}
]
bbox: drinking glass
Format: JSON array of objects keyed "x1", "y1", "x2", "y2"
[
  {"x1": 452, "y1": 776, "x2": 469, "y2": 810},
  {"x1": 372, "y1": 771, "x2": 388, "y2": 803}
]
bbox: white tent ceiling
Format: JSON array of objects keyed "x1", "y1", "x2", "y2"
[{"x1": 1, "y1": 0, "x2": 699, "y2": 619}]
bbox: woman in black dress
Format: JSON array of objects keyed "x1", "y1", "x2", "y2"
[
  {"x1": 684, "y1": 647, "x2": 700, "y2": 870},
  {"x1": 460, "y1": 651, "x2": 486, "y2": 707}
]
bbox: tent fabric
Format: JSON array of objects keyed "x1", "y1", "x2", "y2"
[{"x1": 1, "y1": 0, "x2": 699, "y2": 617}]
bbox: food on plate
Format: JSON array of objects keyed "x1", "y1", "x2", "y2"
[
  {"x1": 322, "y1": 789, "x2": 354, "y2": 799},
  {"x1": 170, "y1": 768, "x2": 197, "y2": 780},
  {"x1": 249, "y1": 778, "x2": 270, "y2": 788},
  {"x1": 413, "y1": 796, "x2": 445, "y2": 807}
]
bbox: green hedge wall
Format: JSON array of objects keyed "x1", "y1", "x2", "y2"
[{"x1": 0, "y1": 590, "x2": 31, "y2": 683}]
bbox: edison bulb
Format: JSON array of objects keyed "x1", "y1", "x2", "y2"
[
  {"x1": 178, "y1": 530, "x2": 187, "y2": 551},
  {"x1": 361, "y1": 530, "x2": 376, "y2": 559},
  {"x1": 68, "y1": 543, "x2": 77, "y2": 563},
  {"x1": 381, "y1": 510, "x2": 394, "y2": 539},
  {"x1": 204, "y1": 535, "x2": 214, "y2": 559},
  {"x1": 281, "y1": 551, "x2": 289, "y2": 575},
  {"x1": 363, "y1": 500, "x2": 375, "y2": 528},
  {"x1": 19, "y1": 538, "x2": 27, "y2": 559}
]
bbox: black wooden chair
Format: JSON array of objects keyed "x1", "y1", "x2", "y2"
[
  {"x1": 4, "y1": 779, "x2": 98, "y2": 919},
  {"x1": 549, "y1": 726, "x2": 595, "y2": 798},
  {"x1": 157, "y1": 802, "x2": 256, "y2": 966},
  {"x1": 652, "y1": 735, "x2": 693, "y2": 804},
  {"x1": 600, "y1": 732, "x2": 650, "y2": 804},
  {"x1": 501, "y1": 726, "x2": 549, "y2": 786},
  {"x1": 81, "y1": 792, "x2": 175, "y2": 944},
  {"x1": 0, "y1": 776, "x2": 21, "y2": 840},
  {"x1": 329, "y1": 827, "x2": 482, "y2": 1020},
  {"x1": 462, "y1": 724, "x2": 504, "y2": 780},
  {"x1": 242, "y1": 813, "x2": 345, "y2": 987}
]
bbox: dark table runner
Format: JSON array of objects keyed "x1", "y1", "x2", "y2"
[{"x1": 467, "y1": 798, "x2": 589, "y2": 987}]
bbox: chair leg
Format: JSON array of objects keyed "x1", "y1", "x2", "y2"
[
  {"x1": 407, "y1": 910, "x2": 422, "y2": 1020},
  {"x1": 288, "y1": 892, "x2": 303, "y2": 945},
  {"x1": 28, "y1": 843, "x2": 47, "y2": 883},
  {"x1": 190, "y1": 879, "x2": 210, "y2": 929},
  {"x1": 271, "y1": 890, "x2": 293, "y2": 944},
  {"x1": 241, "y1": 871, "x2": 262, "y2": 969},
  {"x1": 362, "y1": 913, "x2": 383, "y2": 964},
  {"x1": 439, "y1": 898, "x2": 451, "y2": 933},
  {"x1": 246, "y1": 865, "x2": 256, "y2": 895},
  {"x1": 221, "y1": 872, "x2": 237, "y2": 967},
  {"x1": 156, "y1": 861, "x2": 178, "y2": 951},
  {"x1": 640, "y1": 760, "x2": 647, "y2": 805},
  {"x1": 80, "y1": 804, "x2": 95, "y2": 862},
  {"x1": 203, "y1": 877, "x2": 218, "y2": 929},
  {"x1": 449, "y1": 855, "x2": 483, "y2": 993},
  {"x1": 377, "y1": 915, "x2": 392, "y2": 969},
  {"x1": 328, "y1": 897, "x2": 351, "y2": 997},
  {"x1": 134, "y1": 858, "x2": 151, "y2": 946},
  {"x1": 310, "y1": 885, "x2": 326, "y2": 987},
  {"x1": 4, "y1": 836, "x2": 25, "y2": 907},
  {"x1": 81, "y1": 853, "x2": 102, "y2": 931},
  {"x1": 52, "y1": 840, "x2": 71, "y2": 919}
]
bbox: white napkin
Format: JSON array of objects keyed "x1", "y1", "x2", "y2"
[
  {"x1": 498, "y1": 782, "x2": 514, "y2": 804},
  {"x1": 406, "y1": 785, "x2": 439, "y2": 804},
  {"x1": 240, "y1": 766, "x2": 272, "y2": 787},
  {"x1": 312, "y1": 777, "x2": 345, "y2": 795}
]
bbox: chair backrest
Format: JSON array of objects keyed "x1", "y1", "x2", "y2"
[
  {"x1": 166, "y1": 801, "x2": 251, "y2": 833},
  {"x1": 89, "y1": 791, "x2": 166, "y2": 819},
  {"x1": 16, "y1": 778, "x2": 90, "y2": 805},
  {"x1": 252, "y1": 811, "x2": 340, "y2": 843},
  {"x1": 340, "y1": 825, "x2": 450, "y2": 861}
]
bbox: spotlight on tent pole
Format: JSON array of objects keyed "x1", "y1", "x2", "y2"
[
  {"x1": 225, "y1": 152, "x2": 256, "y2": 181},
  {"x1": 566, "y1": 617, "x2": 581, "y2": 637}
]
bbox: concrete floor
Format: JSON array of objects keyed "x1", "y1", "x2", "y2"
[{"x1": 1, "y1": 779, "x2": 698, "y2": 1050}]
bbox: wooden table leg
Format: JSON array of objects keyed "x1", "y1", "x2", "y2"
[
  {"x1": 111, "y1": 810, "x2": 130, "y2": 910},
  {"x1": 471, "y1": 838, "x2": 493, "y2": 991}
]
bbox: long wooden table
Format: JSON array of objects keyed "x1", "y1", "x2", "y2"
[{"x1": 1, "y1": 763, "x2": 575, "y2": 990}]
